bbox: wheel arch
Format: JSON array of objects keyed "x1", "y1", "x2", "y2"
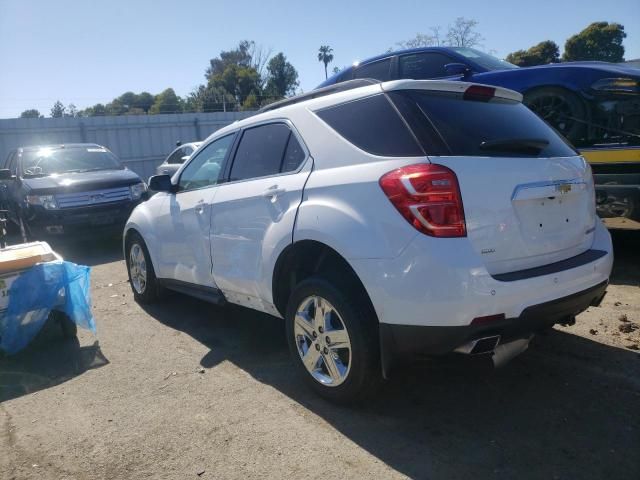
[{"x1": 271, "y1": 240, "x2": 375, "y2": 320}]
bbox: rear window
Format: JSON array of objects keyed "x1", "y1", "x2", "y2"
[
  {"x1": 390, "y1": 90, "x2": 577, "y2": 158},
  {"x1": 315, "y1": 94, "x2": 423, "y2": 157}
]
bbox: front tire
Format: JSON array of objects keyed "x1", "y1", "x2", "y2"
[
  {"x1": 285, "y1": 276, "x2": 381, "y2": 403},
  {"x1": 125, "y1": 233, "x2": 162, "y2": 304}
]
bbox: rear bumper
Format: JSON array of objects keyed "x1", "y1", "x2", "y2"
[
  {"x1": 380, "y1": 280, "x2": 607, "y2": 359},
  {"x1": 350, "y1": 219, "x2": 613, "y2": 329}
]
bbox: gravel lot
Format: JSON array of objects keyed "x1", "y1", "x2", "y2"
[{"x1": 1, "y1": 230, "x2": 639, "y2": 479}]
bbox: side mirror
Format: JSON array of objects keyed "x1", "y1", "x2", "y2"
[
  {"x1": 445, "y1": 63, "x2": 471, "y2": 77},
  {"x1": 180, "y1": 155, "x2": 190, "y2": 163},
  {"x1": 148, "y1": 174, "x2": 175, "y2": 193},
  {"x1": 0, "y1": 169, "x2": 13, "y2": 180}
]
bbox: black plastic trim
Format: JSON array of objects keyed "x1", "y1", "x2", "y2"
[
  {"x1": 380, "y1": 280, "x2": 608, "y2": 362},
  {"x1": 491, "y1": 249, "x2": 607, "y2": 282},
  {"x1": 157, "y1": 278, "x2": 226, "y2": 305}
]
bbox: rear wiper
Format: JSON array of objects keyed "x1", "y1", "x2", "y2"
[{"x1": 479, "y1": 138, "x2": 549, "y2": 154}]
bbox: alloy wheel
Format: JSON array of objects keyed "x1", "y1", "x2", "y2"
[
  {"x1": 293, "y1": 295, "x2": 352, "y2": 387},
  {"x1": 129, "y1": 243, "x2": 147, "y2": 294}
]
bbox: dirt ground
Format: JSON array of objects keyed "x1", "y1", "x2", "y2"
[{"x1": 1, "y1": 230, "x2": 639, "y2": 480}]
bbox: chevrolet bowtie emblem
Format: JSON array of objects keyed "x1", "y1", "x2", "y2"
[{"x1": 555, "y1": 183, "x2": 572, "y2": 194}]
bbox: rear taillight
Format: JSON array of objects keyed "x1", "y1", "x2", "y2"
[{"x1": 379, "y1": 163, "x2": 466, "y2": 238}]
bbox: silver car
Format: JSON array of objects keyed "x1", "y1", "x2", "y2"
[{"x1": 156, "y1": 142, "x2": 202, "y2": 177}]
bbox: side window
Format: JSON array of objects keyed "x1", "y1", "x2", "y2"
[
  {"x1": 281, "y1": 134, "x2": 306, "y2": 172},
  {"x1": 5, "y1": 152, "x2": 16, "y2": 173},
  {"x1": 315, "y1": 94, "x2": 423, "y2": 157},
  {"x1": 229, "y1": 123, "x2": 291, "y2": 181},
  {"x1": 399, "y1": 53, "x2": 454, "y2": 79},
  {"x1": 178, "y1": 134, "x2": 235, "y2": 191},
  {"x1": 166, "y1": 148, "x2": 184, "y2": 165},
  {"x1": 354, "y1": 59, "x2": 392, "y2": 81}
]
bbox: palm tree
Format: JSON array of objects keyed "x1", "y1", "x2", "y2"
[{"x1": 317, "y1": 45, "x2": 334, "y2": 80}]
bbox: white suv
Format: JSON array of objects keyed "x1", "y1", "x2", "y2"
[{"x1": 124, "y1": 79, "x2": 613, "y2": 402}]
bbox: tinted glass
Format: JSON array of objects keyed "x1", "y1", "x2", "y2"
[
  {"x1": 395, "y1": 90, "x2": 576, "y2": 157},
  {"x1": 316, "y1": 94, "x2": 423, "y2": 157},
  {"x1": 230, "y1": 123, "x2": 291, "y2": 181},
  {"x1": 354, "y1": 59, "x2": 392, "y2": 81},
  {"x1": 179, "y1": 134, "x2": 234, "y2": 191},
  {"x1": 281, "y1": 134, "x2": 306, "y2": 172},
  {"x1": 166, "y1": 147, "x2": 185, "y2": 164},
  {"x1": 399, "y1": 53, "x2": 453, "y2": 79},
  {"x1": 21, "y1": 146, "x2": 122, "y2": 177},
  {"x1": 450, "y1": 47, "x2": 518, "y2": 70}
]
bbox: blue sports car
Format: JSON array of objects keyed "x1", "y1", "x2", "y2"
[{"x1": 318, "y1": 47, "x2": 640, "y2": 147}]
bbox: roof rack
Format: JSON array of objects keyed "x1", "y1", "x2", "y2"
[{"x1": 258, "y1": 78, "x2": 381, "y2": 113}]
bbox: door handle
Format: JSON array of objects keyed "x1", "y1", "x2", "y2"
[
  {"x1": 195, "y1": 200, "x2": 205, "y2": 214},
  {"x1": 261, "y1": 186, "x2": 286, "y2": 200}
]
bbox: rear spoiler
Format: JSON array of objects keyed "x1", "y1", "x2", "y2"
[{"x1": 381, "y1": 80, "x2": 523, "y2": 102}]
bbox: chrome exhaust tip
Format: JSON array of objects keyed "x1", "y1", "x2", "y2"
[
  {"x1": 492, "y1": 336, "x2": 533, "y2": 368},
  {"x1": 454, "y1": 335, "x2": 501, "y2": 355}
]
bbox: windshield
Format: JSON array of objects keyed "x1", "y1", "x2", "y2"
[
  {"x1": 450, "y1": 47, "x2": 519, "y2": 71},
  {"x1": 21, "y1": 146, "x2": 123, "y2": 177}
]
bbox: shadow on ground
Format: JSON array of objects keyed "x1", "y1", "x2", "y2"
[
  {"x1": 143, "y1": 292, "x2": 640, "y2": 479},
  {"x1": 0, "y1": 320, "x2": 108, "y2": 403}
]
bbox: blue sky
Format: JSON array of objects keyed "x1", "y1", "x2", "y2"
[{"x1": 1, "y1": 0, "x2": 638, "y2": 118}]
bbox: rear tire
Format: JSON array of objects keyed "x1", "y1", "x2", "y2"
[
  {"x1": 524, "y1": 87, "x2": 586, "y2": 144},
  {"x1": 285, "y1": 276, "x2": 381, "y2": 404},
  {"x1": 125, "y1": 232, "x2": 163, "y2": 304}
]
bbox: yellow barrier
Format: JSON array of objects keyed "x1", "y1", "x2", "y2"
[{"x1": 580, "y1": 147, "x2": 640, "y2": 164}]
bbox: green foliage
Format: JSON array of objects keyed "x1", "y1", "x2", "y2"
[
  {"x1": 149, "y1": 88, "x2": 183, "y2": 114},
  {"x1": 318, "y1": 45, "x2": 334, "y2": 79},
  {"x1": 50, "y1": 100, "x2": 65, "y2": 118},
  {"x1": 563, "y1": 22, "x2": 626, "y2": 62},
  {"x1": 506, "y1": 40, "x2": 560, "y2": 66},
  {"x1": 265, "y1": 53, "x2": 299, "y2": 98},
  {"x1": 20, "y1": 109, "x2": 42, "y2": 118}
]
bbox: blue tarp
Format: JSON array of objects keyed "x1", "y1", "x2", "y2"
[{"x1": 0, "y1": 261, "x2": 95, "y2": 355}]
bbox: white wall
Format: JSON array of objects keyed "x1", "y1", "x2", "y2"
[{"x1": 0, "y1": 111, "x2": 254, "y2": 181}]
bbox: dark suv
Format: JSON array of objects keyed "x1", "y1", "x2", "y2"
[{"x1": 1, "y1": 143, "x2": 146, "y2": 239}]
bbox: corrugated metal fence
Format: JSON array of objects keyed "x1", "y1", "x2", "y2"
[{"x1": 0, "y1": 111, "x2": 254, "y2": 181}]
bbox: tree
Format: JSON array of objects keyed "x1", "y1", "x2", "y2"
[
  {"x1": 396, "y1": 27, "x2": 443, "y2": 50},
  {"x1": 447, "y1": 17, "x2": 483, "y2": 47},
  {"x1": 563, "y1": 22, "x2": 626, "y2": 62},
  {"x1": 80, "y1": 103, "x2": 106, "y2": 116},
  {"x1": 20, "y1": 109, "x2": 42, "y2": 118},
  {"x1": 149, "y1": 88, "x2": 183, "y2": 114},
  {"x1": 50, "y1": 100, "x2": 65, "y2": 118},
  {"x1": 134, "y1": 92, "x2": 154, "y2": 113},
  {"x1": 332, "y1": 66, "x2": 341, "y2": 75},
  {"x1": 66, "y1": 103, "x2": 79, "y2": 117},
  {"x1": 506, "y1": 40, "x2": 560, "y2": 67},
  {"x1": 318, "y1": 45, "x2": 334, "y2": 80},
  {"x1": 265, "y1": 53, "x2": 299, "y2": 98}
]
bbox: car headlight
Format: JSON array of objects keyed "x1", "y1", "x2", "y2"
[
  {"x1": 26, "y1": 194, "x2": 58, "y2": 210},
  {"x1": 129, "y1": 182, "x2": 147, "y2": 200},
  {"x1": 591, "y1": 77, "x2": 640, "y2": 94}
]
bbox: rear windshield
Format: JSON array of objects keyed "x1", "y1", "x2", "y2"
[
  {"x1": 21, "y1": 146, "x2": 123, "y2": 177},
  {"x1": 390, "y1": 90, "x2": 577, "y2": 158}
]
